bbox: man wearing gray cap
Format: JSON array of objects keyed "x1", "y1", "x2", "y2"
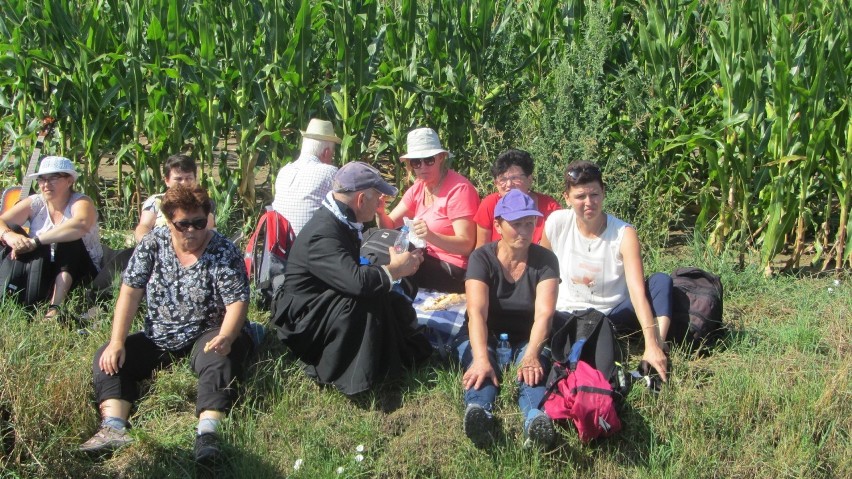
[
  {"x1": 271, "y1": 162, "x2": 432, "y2": 395},
  {"x1": 271, "y1": 119, "x2": 341, "y2": 235}
]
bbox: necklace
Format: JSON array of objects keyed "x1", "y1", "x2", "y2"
[
  {"x1": 424, "y1": 172, "x2": 446, "y2": 206},
  {"x1": 579, "y1": 216, "x2": 607, "y2": 252}
]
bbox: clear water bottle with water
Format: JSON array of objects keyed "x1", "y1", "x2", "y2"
[
  {"x1": 497, "y1": 333, "x2": 512, "y2": 368},
  {"x1": 393, "y1": 225, "x2": 410, "y2": 254}
]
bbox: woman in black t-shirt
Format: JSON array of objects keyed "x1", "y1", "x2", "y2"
[{"x1": 456, "y1": 189, "x2": 560, "y2": 448}]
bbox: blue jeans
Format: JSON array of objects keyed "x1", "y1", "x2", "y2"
[
  {"x1": 456, "y1": 337, "x2": 550, "y2": 418},
  {"x1": 607, "y1": 272, "x2": 673, "y2": 335}
]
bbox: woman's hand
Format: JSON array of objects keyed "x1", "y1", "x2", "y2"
[
  {"x1": 411, "y1": 218, "x2": 431, "y2": 242},
  {"x1": 204, "y1": 334, "x2": 234, "y2": 356},
  {"x1": 99, "y1": 341, "x2": 126, "y2": 376},
  {"x1": 642, "y1": 344, "x2": 668, "y2": 382},
  {"x1": 4, "y1": 231, "x2": 32, "y2": 255},
  {"x1": 517, "y1": 354, "x2": 546, "y2": 386},
  {"x1": 462, "y1": 357, "x2": 499, "y2": 391}
]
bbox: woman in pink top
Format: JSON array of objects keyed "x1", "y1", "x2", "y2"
[
  {"x1": 376, "y1": 128, "x2": 480, "y2": 293},
  {"x1": 473, "y1": 149, "x2": 561, "y2": 249}
]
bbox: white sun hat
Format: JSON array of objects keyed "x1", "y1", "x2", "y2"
[
  {"x1": 300, "y1": 119, "x2": 342, "y2": 144},
  {"x1": 399, "y1": 127, "x2": 454, "y2": 160},
  {"x1": 26, "y1": 156, "x2": 79, "y2": 181}
]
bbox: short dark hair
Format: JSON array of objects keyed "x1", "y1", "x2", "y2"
[
  {"x1": 491, "y1": 149, "x2": 534, "y2": 178},
  {"x1": 160, "y1": 185, "x2": 212, "y2": 220},
  {"x1": 163, "y1": 154, "x2": 197, "y2": 179},
  {"x1": 563, "y1": 160, "x2": 604, "y2": 192}
]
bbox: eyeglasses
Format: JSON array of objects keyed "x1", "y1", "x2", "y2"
[
  {"x1": 172, "y1": 217, "x2": 207, "y2": 232},
  {"x1": 408, "y1": 156, "x2": 436, "y2": 169},
  {"x1": 566, "y1": 165, "x2": 601, "y2": 182},
  {"x1": 495, "y1": 174, "x2": 528, "y2": 185},
  {"x1": 36, "y1": 174, "x2": 69, "y2": 184}
]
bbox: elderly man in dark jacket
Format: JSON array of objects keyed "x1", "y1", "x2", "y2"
[{"x1": 271, "y1": 161, "x2": 431, "y2": 395}]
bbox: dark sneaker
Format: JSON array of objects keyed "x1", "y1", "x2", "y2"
[
  {"x1": 79, "y1": 425, "x2": 132, "y2": 453},
  {"x1": 524, "y1": 412, "x2": 555, "y2": 448},
  {"x1": 194, "y1": 433, "x2": 221, "y2": 465},
  {"x1": 463, "y1": 404, "x2": 494, "y2": 448}
]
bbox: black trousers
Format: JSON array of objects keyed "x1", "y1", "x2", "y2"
[
  {"x1": 411, "y1": 253, "x2": 466, "y2": 293},
  {"x1": 92, "y1": 328, "x2": 253, "y2": 416}
]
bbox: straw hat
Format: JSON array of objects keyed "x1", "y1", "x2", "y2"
[
  {"x1": 26, "y1": 156, "x2": 79, "y2": 181},
  {"x1": 400, "y1": 127, "x2": 453, "y2": 160},
  {"x1": 300, "y1": 119, "x2": 342, "y2": 144}
]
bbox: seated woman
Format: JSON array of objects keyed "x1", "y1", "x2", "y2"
[
  {"x1": 458, "y1": 189, "x2": 560, "y2": 448},
  {"x1": 0, "y1": 156, "x2": 103, "y2": 319},
  {"x1": 376, "y1": 127, "x2": 480, "y2": 293},
  {"x1": 474, "y1": 149, "x2": 561, "y2": 249},
  {"x1": 80, "y1": 185, "x2": 253, "y2": 465},
  {"x1": 541, "y1": 161, "x2": 670, "y2": 380}
]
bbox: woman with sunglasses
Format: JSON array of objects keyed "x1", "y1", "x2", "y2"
[
  {"x1": 376, "y1": 127, "x2": 480, "y2": 293},
  {"x1": 473, "y1": 149, "x2": 561, "y2": 249},
  {"x1": 541, "y1": 160, "x2": 671, "y2": 381},
  {"x1": 82, "y1": 184, "x2": 253, "y2": 464},
  {"x1": 0, "y1": 156, "x2": 103, "y2": 319}
]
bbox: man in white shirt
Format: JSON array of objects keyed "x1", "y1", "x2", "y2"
[{"x1": 271, "y1": 119, "x2": 341, "y2": 235}]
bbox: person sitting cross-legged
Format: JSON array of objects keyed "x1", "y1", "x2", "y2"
[{"x1": 80, "y1": 185, "x2": 253, "y2": 465}]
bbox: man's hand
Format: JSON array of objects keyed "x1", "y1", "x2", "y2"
[{"x1": 387, "y1": 247, "x2": 423, "y2": 279}]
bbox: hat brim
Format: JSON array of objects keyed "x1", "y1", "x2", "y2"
[
  {"x1": 400, "y1": 149, "x2": 454, "y2": 160},
  {"x1": 26, "y1": 170, "x2": 79, "y2": 181},
  {"x1": 498, "y1": 210, "x2": 543, "y2": 222},
  {"x1": 374, "y1": 182, "x2": 399, "y2": 197},
  {"x1": 301, "y1": 131, "x2": 342, "y2": 144}
]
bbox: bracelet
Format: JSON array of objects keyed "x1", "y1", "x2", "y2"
[{"x1": 33, "y1": 236, "x2": 42, "y2": 248}]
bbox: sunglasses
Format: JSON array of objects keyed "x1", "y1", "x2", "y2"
[
  {"x1": 172, "y1": 217, "x2": 207, "y2": 232},
  {"x1": 408, "y1": 156, "x2": 437, "y2": 169},
  {"x1": 566, "y1": 165, "x2": 601, "y2": 182}
]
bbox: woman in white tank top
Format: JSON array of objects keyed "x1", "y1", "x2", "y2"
[
  {"x1": 0, "y1": 156, "x2": 102, "y2": 319},
  {"x1": 541, "y1": 161, "x2": 671, "y2": 382}
]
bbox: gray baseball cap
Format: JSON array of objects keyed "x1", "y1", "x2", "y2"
[{"x1": 333, "y1": 161, "x2": 398, "y2": 196}]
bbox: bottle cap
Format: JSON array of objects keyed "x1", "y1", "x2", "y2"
[{"x1": 499, "y1": 333, "x2": 508, "y2": 340}]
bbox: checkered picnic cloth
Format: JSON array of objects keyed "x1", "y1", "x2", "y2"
[{"x1": 412, "y1": 290, "x2": 467, "y2": 358}]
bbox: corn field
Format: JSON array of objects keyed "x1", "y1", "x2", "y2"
[{"x1": 0, "y1": 0, "x2": 849, "y2": 271}]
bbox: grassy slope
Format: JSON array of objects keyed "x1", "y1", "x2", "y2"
[{"x1": 0, "y1": 240, "x2": 849, "y2": 479}]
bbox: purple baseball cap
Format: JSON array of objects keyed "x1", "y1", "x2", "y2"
[
  {"x1": 494, "y1": 189, "x2": 543, "y2": 221},
  {"x1": 333, "y1": 161, "x2": 398, "y2": 196}
]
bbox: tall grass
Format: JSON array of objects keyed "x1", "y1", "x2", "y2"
[{"x1": 0, "y1": 243, "x2": 848, "y2": 477}]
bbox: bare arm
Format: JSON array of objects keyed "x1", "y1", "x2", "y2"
[
  {"x1": 539, "y1": 229, "x2": 552, "y2": 250},
  {"x1": 413, "y1": 217, "x2": 476, "y2": 256},
  {"x1": 35, "y1": 196, "x2": 97, "y2": 244},
  {"x1": 99, "y1": 284, "x2": 144, "y2": 375},
  {"x1": 462, "y1": 279, "x2": 499, "y2": 390},
  {"x1": 621, "y1": 227, "x2": 668, "y2": 381},
  {"x1": 475, "y1": 225, "x2": 491, "y2": 250},
  {"x1": 134, "y1": 210, "x2": 157, "y2": 242},
  {"x1": 517, "y1": 278, "x2": 558, "y2": 385},
  {"x1": 378, "y1": 199, "x2": 408, "y2": 229},
  {"x1": 0, "y1": 197, "x2": 34, "y2": 250}
]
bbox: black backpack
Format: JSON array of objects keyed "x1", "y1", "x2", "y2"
[
  {"x1": 667, "y1": 267, "x2": 725, "y2": 349},
  {"x1": 0, "y1": 245, "x2": 53, "y2": 306},
  {"x1": 544, "y1": 309, "x2": 631, "y2": 401}
]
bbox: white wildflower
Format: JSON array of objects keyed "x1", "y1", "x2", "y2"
[
  {"x1": 355, "y1": 454, "x2": 364, "y2": 462},
  {"x1": 833, "y1": 279, "x2": 840, "y2": 286},
  {"x1": 355, "y1": 444, "x2": 365, "y2": 453},
  {"x1": 828, "y1": 287, "x2": 834, "y2": 293},
  {"x1": 293, "y1": 458, "x2": 303, "y2": 470},
  {"x1": 337, "y1": 466, "x2": 345, "y2": 474}
]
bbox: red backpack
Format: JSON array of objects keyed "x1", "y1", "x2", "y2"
[{"x1": 244, "y1": 207, "x2": 295, "y2": 309}]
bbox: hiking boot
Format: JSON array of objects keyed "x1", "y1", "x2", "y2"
[
  {"x1": 194, "y1": 433, "x2": 221, "y2": 465},
  {"x1": 463, "y1": 404, "x2": 494, "y2": 448},
  {"x1": 524, "y1": 411, "x2": 556, "y2": 449},
  {"x1": 79, "y1": 425, "x2": 132, "y2": 454}
]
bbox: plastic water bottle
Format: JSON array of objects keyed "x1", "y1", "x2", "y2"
[
  {"x1": 393, "y1": 225, "x2": 410, "y2": 254},
  {"x1": 497, "y1": 333, "x2": 512, "y2": 369}
]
